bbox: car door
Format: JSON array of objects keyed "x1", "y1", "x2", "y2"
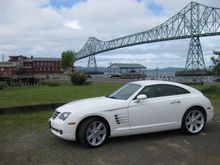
[{"x1": 128, "y1": 84, "x2": 188, "y2": 132}]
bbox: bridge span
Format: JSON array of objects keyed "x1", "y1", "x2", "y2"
[{"x1": 76, "y1": 2, "x2": 220, "y2": 70}]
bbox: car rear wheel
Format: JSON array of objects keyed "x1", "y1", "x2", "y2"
[
  {"x1": 182, "y1": 108, "x2": 206, "y2": 134},
  {"x1": 77, "y1": 117, "x2": 108, "y2": 148}
]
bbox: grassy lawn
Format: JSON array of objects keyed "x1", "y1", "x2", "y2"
[
  {"x1": 0, "y1": 82, "x2": 122, "y2": 108},
  {"x1": 0, "y1": 81, "x2": 219, "y2": 108},
  {"x1": 192, "y1": 84, "x2": 220, "y2": 102},
  {"x1": 0, "y1": 110, "x2": 52, "y2": 128}
]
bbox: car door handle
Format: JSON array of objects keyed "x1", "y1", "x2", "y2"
[{"x1": 171, "y1": 100, "x2": 181, "y2": 104}]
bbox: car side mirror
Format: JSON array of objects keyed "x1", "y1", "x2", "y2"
[{"x1": 135, "y1": 94, "x2": 147, "y2": 103}]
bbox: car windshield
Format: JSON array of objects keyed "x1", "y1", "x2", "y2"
[{"x1": 107, "y1": 83, "x2": 141, "y2": 100}]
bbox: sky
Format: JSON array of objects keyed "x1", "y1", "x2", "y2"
[{"x1": 0, "y1": 0, "x2": 220, "y2": 69}]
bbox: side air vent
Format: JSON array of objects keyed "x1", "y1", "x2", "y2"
[{"x1": 114, "y1": 114, "x2": 128, "y2": 125}]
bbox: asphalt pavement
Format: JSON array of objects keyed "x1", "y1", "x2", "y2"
[{"x1": 1, "y1": 102, "x2": 220, "y2": 165}]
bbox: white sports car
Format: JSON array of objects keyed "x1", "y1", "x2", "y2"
[{"x1": 49, "y1": 80, "x2": 214, "y2": 147}]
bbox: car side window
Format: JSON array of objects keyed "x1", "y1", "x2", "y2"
[
  {"x1": 137, "y1": 86, "x2": 157, "y2": 98},
  {"x1": 155, "y1": 84, "x2": 190, "y2": 97},
  {"x1": 175, "y1": 86, "x2": 190, "y2": 94},
  {"x1": 155, "y1": 85, "x2": 176, "y2": 97},
  {"x1": 136, "y1": 84, "x2": 190, "y2": 99}
]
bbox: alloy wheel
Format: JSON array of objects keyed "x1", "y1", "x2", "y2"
[
  {"x1": 86, "y1": 121, "x2": 107, "y2": 146},
  {"x1": 185, "y1": 110, "x2": 205, "y2": 134}
]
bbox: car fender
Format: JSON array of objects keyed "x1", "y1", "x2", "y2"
[{"x1": 75, "y1": 112, "x2": 112, "y2": 134}]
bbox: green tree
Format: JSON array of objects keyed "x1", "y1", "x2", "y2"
[
  {"x1": 211, "y1": 50, "x2": 220, "y2": 77},
  {"x1": 61, "y1": 50, "x2": 76, "y2": 72}
]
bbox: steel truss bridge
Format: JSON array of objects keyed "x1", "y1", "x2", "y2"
[{"x1": 76, "y1": 1, "x2": 220, "y2": 71}]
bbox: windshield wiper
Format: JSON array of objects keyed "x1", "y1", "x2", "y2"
[
  {"x1": 109, "y1": 96, "x2": 117, "y2": 99},
  {"x1": 105, "y1": 95, "x2": 117, "y2": 99}
]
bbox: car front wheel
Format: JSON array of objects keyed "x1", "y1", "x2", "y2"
[
  {"x1": 182, "y1": 108, "x2": 206, "y2": 134},
  {"x1": 77, "y1": 117, "x2": 108, "y2": 148}
]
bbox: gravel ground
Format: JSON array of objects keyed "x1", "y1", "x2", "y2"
[{"x1": 1, "y1": 102, "x2": 220, "y2": 165}]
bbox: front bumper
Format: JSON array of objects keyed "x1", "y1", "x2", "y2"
[{"x1": 49, "y1": 118, "x2": 76, "y2": 141}]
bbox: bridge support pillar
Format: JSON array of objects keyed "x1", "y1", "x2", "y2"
[
  {"x1": 87, "y1": 55, "x2": 98, "y2": 73},
  {"x1": 185, "y1": 36, "x2": 206, "y2": 70}
]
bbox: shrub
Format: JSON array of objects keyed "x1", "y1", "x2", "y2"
[
  {"x1": 70, "y1": 71, "x2": 87, "y2": 85},
  {"x1": 0, "y1": 82, "x2": 6, "y2": 90},
  {"x1": 39, "y1": 80, "x2": 60, "y2": 87}
]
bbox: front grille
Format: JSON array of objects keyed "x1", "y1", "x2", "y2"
[{"x1": 52, "y1": 111, "x2": 60, "y2": 120}]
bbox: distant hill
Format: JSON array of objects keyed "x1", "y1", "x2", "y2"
[
  {"x1": 76, "y1": 66, "x2": 107, "y2": 73},
  {"x1": 147, "y1": 67, "x2": 184, "y2": 73},
  {"x1": 76, "y1": 66, "x2": 184, "y2": 73}
]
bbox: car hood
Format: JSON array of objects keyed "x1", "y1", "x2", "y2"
[{"x1": 56, "y1": 96, "x2": 128, "y2": 113}]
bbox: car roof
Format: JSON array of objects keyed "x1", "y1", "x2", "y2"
[
  {"x1": 130, "y1": 80, "x2": 201, "y2": 94},
  {"x1": 131, "y1": 80, "x2": 180, "y2": 86}
]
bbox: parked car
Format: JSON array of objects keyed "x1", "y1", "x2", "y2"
[{"x1": 49, "y1": 80, "x2": 214, "y2": 147}]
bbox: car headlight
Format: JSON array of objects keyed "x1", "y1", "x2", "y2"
[{"x1": 59, "y1": 112, "x2": 71, "y2": 121}]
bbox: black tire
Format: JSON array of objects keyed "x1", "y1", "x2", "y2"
[
  {"x1": 182, "y1": 108, "x2": 206, "y2": 135},
  {"x1": 77, "y1": 117, "x2": 108, "y2": 148}
]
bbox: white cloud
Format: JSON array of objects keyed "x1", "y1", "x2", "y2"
[
  {"x1": 0, "y1": 0, "x2": 220, "y2": 68},
  {"x1": 64, "y1": 20, "x2": 81, "y2": 29}
]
